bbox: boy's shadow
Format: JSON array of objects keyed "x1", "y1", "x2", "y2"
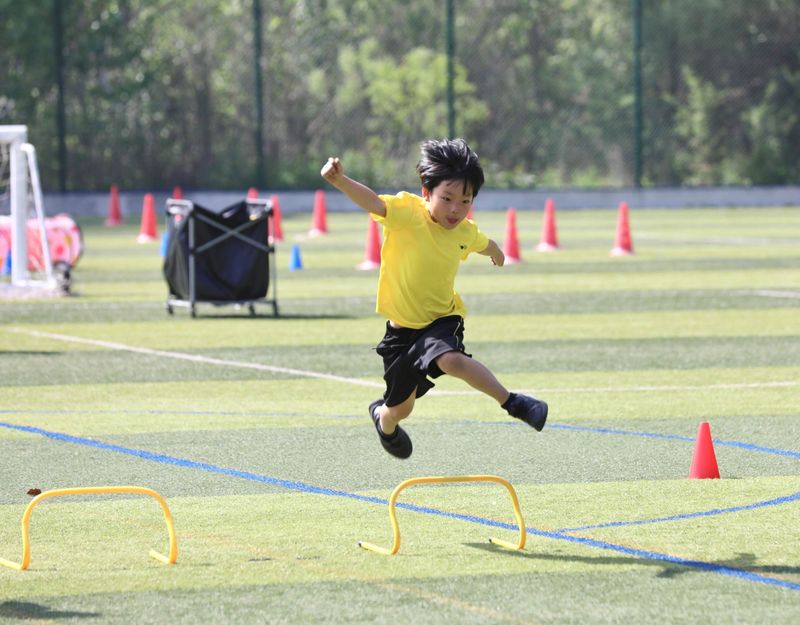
[
  {"x1": 0, "y1": 601, "x2": 100, "y2": 620},
  {"x1": 465, "y1": 543, "x2": 800, "y2": 580}
]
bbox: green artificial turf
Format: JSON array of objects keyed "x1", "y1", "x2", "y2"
[{"x1": 1, "y1": 206, "x2": 798, "y2": 624}]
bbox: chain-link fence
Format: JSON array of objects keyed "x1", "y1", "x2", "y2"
[{"x1": 1, "y1": 0, "x2": 798, "y2": 192}]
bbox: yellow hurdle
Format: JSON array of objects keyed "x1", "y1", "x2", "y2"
[
  {"x1": 0, "y1": 486, "x2": 178, "y2": 571},
  {"x1": 358, "y1": 475, "x2": 526, "y2": 556}
]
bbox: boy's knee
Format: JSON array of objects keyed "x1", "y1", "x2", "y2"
[{"x1": 435, "y1": 350, "x2": 466, "y2": 374}]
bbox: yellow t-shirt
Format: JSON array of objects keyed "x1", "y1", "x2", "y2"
[{"x1": 372, "y1": 191, "x2": 489, "y2": 329}]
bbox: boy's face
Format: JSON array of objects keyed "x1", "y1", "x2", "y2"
[{"x1": 422, "y1": 179, "x2": 473, "y2": 230}]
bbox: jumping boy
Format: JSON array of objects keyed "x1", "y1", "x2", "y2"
[{"x1": 320, "y1": 138, "x2": 547, "y2": 459}]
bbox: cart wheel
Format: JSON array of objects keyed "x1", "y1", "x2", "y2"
[{"x1": 248, "y1": 304, "x2": 256, "y2": 316}]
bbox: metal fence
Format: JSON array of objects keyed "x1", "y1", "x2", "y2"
[{"x1": 2, "y1": 0, "x2": 798, "y2": 192}]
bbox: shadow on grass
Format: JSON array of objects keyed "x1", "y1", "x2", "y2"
[
  {"x1": 655, "y1": 552, "x2": 800, "y2": 580},
  {"x1": 0, "y1": 601, "x2": 100, "y2": 620},
  {"x1": 464, "y1": 543, "x2": 800, "y2": 580},
  {"x1": 171, "y1": 312, "x2": 356, "y2": 320},
  {"x1": 0, "y1": 352, "x2": 65, "y2": 357}
]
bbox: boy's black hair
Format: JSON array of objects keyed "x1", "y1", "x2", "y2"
[{"x1": 416, "y1": 138, "x2": 485, "y2": 198}]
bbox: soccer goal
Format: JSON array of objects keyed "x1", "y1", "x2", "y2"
[{"x1": 0, "y1": 125, "x2": 57, "y2": 289}]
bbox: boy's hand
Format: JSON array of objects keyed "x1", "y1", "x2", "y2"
[
  {"x1": 319, "y1": 157, "x2": 387, "y2": 216},
  {"x1": 321, "y1": 157, "x2": 343, "y2": 185},
  {"x1": 480, "y1": 239, "x2": 505, "y2": 267},
  {"x1": 490, "y1": 248, "x2": 505, "y2": 267}
]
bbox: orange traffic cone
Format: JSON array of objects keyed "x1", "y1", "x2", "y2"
[
  {"x1": 172, "y1": 185, "x2": 183, "y2": 200},
  {"x1": 105, "y1": 184, "x2": 122, "y2": 226},
  {"x1": 611, "y1": 201, "x2": 634, "y2": 256},
  {"x1": 356, "y1": 217, "x2": 381, "y2": 270},
  {"x1": 689, "y1": 421, "x2": 720, "y2": 479},
  {"x1": 536, "y1": 198, "x2": 559, "y2": 251},
  {"x1": 503, "y1": 207, "x2": 521, "y2": 264},
  {"x1": 270, "y1": 194, "x2": 284, "y2": 242},
  {"x1": 309, "y1": 190, "x2": 328, "y2": 237},
  {"x1": 137, "y1": 193, "x2": 158, "y2": 243},
  {"x1": 247, "y1": 187, "x2": 258, "y2": 200}
]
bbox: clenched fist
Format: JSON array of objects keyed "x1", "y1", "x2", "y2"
[{"x1": 320, "y1": 157, "x2": 343, "y2": 184}]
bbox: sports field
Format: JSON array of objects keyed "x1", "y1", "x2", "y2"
[{"x1": 1, "y1": 205, "x2": 799, "y2": 624}]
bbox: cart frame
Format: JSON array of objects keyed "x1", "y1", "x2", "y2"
[{"x1": 165, "y1": 198, "x2": 278, "y2": 318}]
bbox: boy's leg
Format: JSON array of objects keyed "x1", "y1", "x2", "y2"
[
  {"x1": 369, "y1": 389, "x2": 415, "y2": 459},
  {"x1": 435, "y1": 350, "x2": 548, "y2": 431},
  {"x1": 434, "y1": 350, "x2": 509, "y2": 403},
  {"x1": 376, "y1": 390, "x2": 416, "y2": 435}
]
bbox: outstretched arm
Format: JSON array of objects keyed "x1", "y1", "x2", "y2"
[
  {"x1": 320, "y1": 157, "x2": 387, "y2": 217},
  {"x1": 478, "y1": 239, "x2": 505, "y2": 267}
]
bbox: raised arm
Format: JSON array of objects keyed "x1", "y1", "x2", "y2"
[{"x1": 320, "y1": 157, "x2": 387, "y2": 217}]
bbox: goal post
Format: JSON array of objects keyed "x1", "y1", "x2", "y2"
[
  {"x1": 0, "y1": 125, "x2": 29, "y2": 284},
  {"x1": 0, "y1": 125, "x2": 56, "y2": 288}
]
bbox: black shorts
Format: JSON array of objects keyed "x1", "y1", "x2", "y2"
[{"x1": 375, "y1": 315, "x2": 470, "y2": 407}]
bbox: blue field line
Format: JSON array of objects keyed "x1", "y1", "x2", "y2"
[
  {"x1": 5, "y1": 411, "x2": 798, "y2": 457},
  {"x1": 713, "y1": 438, "x2": 800, "y2": 460},
  {"x1": 0, "y1": 421, "x2": 387, "y2": 506},
  {"x1": 1, "y1": 420, "x2": 799, "y2": 592},
  {"x1": 558, "y1": 491, "x2": 800, "y2": 533},
  {"x1": 548, "y1": 423, "x2": 694, "y2": 442},
  {"x1": 547, "y1": 423, "x2": 800, "y2": 459}
]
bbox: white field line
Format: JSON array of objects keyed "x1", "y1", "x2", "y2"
[
  {"x1": 436, "y1": 380, "x2": 799, "y2": 396},
  {"x1": 10, "y1": 327, "x2": 798, "y2": 396},
  {"x1": 636, "y1": 234, "x2": 799, "y2": 245},
  {"x1": 9, "y1": 327, "x2": 384, "y2": 389},
  {"x1": 751, "y1": 289, "x2": 800, "y2": 300}
]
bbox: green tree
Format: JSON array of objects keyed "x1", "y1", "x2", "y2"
[{"x1": 1, "y1": 0, "x2": 797, "y2": 190}]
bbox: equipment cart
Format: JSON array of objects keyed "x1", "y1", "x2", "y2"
[{"x1": 163, "y1": 197, "x2": 278, "y2": 318}]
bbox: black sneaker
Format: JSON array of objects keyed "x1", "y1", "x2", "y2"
[
  {"x1": 503, "y1": 393, "x2": 548, "y2": 431},
  {"x1": 369, "y1": 399, "x2": 413, "y2": 459}
]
